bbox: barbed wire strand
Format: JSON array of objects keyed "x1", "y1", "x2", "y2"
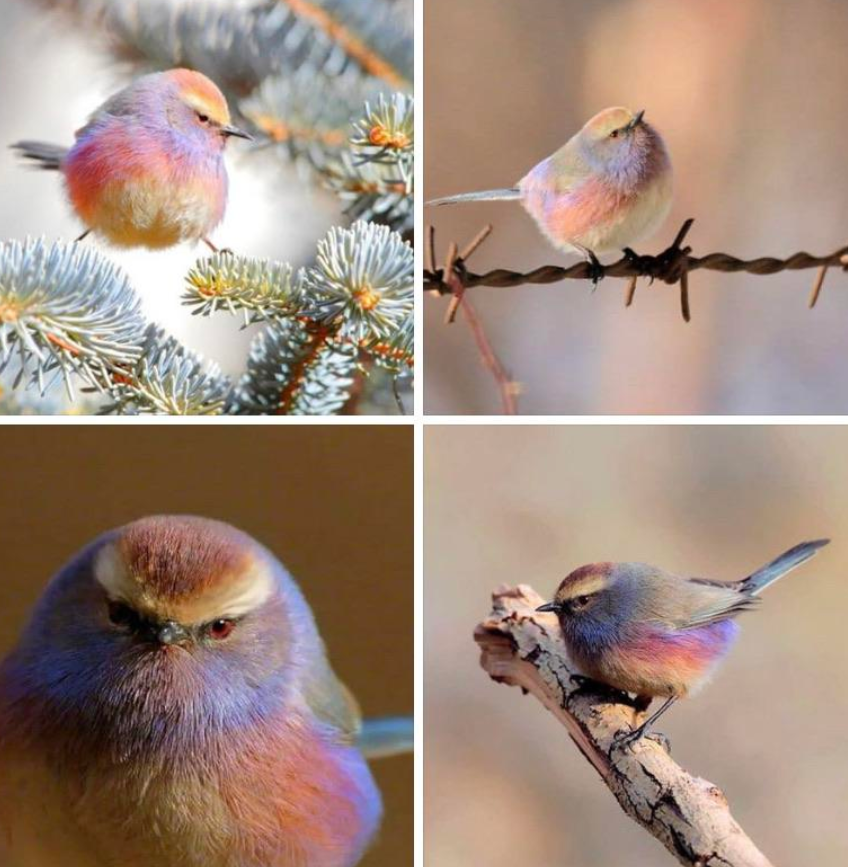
[{"x1": 424, "y1": 218, "x2": 848, "y2": 325}]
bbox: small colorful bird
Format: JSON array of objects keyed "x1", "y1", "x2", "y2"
[
  {"x1": 12, "y1": 69, "x2": 252, "y2": 251},
  {"x1": 0, "y1": 516, "x2": 410, "y2": 867},
  {"x1": 536, "y1": 539, "x2": 829, "y2": 744},
  {"x1": 427, "y1": 107, "x2": 673, "y2": 276}
]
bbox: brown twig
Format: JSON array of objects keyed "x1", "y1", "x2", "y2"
[
  {"x1": 425, "y1": 218, "x2": 848, "y2": 323},
  {"x1": 459, "y1": 298, "x2": 519, "y2": 415},
  {"x1": 475, "y1": 585, "x2": 775, "y2": 867},
  {"x1": 431, "y1": 225, "x2": 519, "y2": 413}
]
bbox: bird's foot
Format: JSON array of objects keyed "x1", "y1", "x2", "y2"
[
  {"x1": 612, "y1": 726, "x2": 646, "y2": 751},
  {"x1": 585, "y1": 250, "x2": 605, "y2": 287},
  {"x1": 612, "y1": 725, "x2": 670, "y2": 753},
  {"x1": 645, "y1": 730, "x2": 672, "y2": 752},
  {"x1": 203, "y1": 238, "x2": 234, "y2": 256},
  {"x1": 622, "y1": 247, "x2": 655, "y2": 282},
  {"x1": 569, "y1": 675, "x2": 632, "y2": 706},
  {"x1": 566, "y1": 674, "x2": 598, "y2": 705}
]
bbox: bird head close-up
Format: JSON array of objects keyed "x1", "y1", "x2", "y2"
[
  {"x1": 0, "y1": 514, "x2": 390, "y2": 867},
  {"x1": 13, "y1": 515, "x2": 311, "y2": 743},
  {"x1": 576, "y1": 107, "x2": 663, "y2": 180}
]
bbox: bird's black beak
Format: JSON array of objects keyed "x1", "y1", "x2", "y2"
[
  {"x1": 157, "y1": 620, "x2": 191, "y2": 646},
  {"x1": 221, "y1": 124, "x2": 254, "y2": 141},
  {"x1": 536, "y1": 601, "x2": 560, "y2": 614},
  {"x1": 626, "y1": 109, "x2": 645, "y2": 131}
]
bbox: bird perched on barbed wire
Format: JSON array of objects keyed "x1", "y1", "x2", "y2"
[
  {"x1": 0, "y1": 515, "x2": 412, "y2": 867},
  {"x1": 536, "y1": 539, "x2": 829, "y2": 745},
  {"x1": 427, "y1": 107, "x2": 673, "y2": 279},
  {"x1": 11, "y1": 69, "x2": 253, "y2": 252}
]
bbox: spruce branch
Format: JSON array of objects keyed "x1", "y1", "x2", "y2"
[
  {"x1": 350, "y1": 92, "x2": 414, "y2": 168},
  {"x1": 322, "y1": 151, "x2": 412, "y2": 231},
  {"x1": 183, "y1": 221, "x2": 413, "y2": 406},
  {"x1": 243, "y1": 79, "x2": 413, "y2": 229},
  {"x1": 243, "y1": 69, "x2": 387, "y2": 162},
  {"x1": 304, "y1": 220, "x2": 413, "y2": 344},
  {"x1": 37, "y1": 0, "x2": 412, "y2": 94},
  {"x1": 275, "y1": 0, "x2": 412, "y2": 88},
  {"x1": 367, "y1": 311, "x2": 413, "y2": 374},
  {"x1": 99, "y1": 326, "x2": 231, "y2": 415},
  {"x1": 232, "y1": 319, "x2": 356, "y2": 414},
  {"x1": 0, "y1": 238, "x2": 145, "y2": 398},
  {"x1": 183, "y1": 253, "x2": 303, "y2": 323}
]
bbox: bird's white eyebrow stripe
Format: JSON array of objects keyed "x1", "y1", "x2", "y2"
[
  {"x1": 92, "y1": 544, "x2": 133, "y2": 600},
  {"x1": 561, "y1": 576, "x2": 607, "y2": 599},
  {"x1": 91, "y1": 542, "x2": 274, "y2": 623},
  {"x1": 211, "y1": 575, "x2": 273, "y2": 618}
]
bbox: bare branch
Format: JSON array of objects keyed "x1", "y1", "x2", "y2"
[{"x1": 474, "y1": 585, "x2": 774, "y2": 867}]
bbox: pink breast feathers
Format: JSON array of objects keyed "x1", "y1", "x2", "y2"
[
  {"x1": 522, "y1": 174, "x2": 630, "y2": 251},
  {"x1": 609, "y1": 619, "x2": 740, "y2": 697},
  {"x1": 217, "y1": 717, "x2": 382, "y2": 867}
]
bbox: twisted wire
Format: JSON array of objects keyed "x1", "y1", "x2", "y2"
[{"x1": 424, "y1": 218, "x2": 848, "y2": 297}]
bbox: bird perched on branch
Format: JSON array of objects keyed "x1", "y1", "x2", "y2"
[
  {"x1": 427, "y1": 107, "x2": 673, "y2": 278},
  {"x1": 0, "y1": 516, "x2": 411, "y2": 867},
  {"x1": 11, "y1": 69, "x2": 253, "y2": 251},
  {"x1": 536, "y1": 539, "x2": 829, "y2": 744}
]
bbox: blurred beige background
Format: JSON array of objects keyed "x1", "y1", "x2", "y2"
[
  {"x1": 0, "y1": 424, "x2": 412, "y2": 866},
  {"x1": 424, "y1": 0, "x2": 848, "y2": 414},
  {"x1": 425, "y1": 425, "x2": 848, "y2": 865}
]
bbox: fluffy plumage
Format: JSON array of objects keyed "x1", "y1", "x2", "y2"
[
  {"x1": 0, "y1": 516, "x2": 382, "y2": 867},
  {"x1": 427, "y1": 106, "x2": 673, "y2": 258},
  {"x1": 537, "y1": 540, "x2": 828, "y2": 716},
  {"x1": 11, "y1": 69, "x2": 252, "y2": 249}
]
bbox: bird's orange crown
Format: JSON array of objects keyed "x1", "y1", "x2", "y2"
[{"x1": 168, "y1": 68, "x2": 232, "y2": 126}]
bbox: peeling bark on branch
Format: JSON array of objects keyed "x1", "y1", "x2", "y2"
[{"x1": 474, "y1": 585, "x2": 774, "y2": 867}]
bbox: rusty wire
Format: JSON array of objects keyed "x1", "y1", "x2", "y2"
[{"x1": 424, "y1": 218, "x2": 848, "y2": 323}]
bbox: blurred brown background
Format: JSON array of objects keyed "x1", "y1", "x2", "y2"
[
  {"x1": 425, "y1": 425, "x2": 848, "y2": 865},
  {"x1": 0, "y1": 424, "x2": 412, "y2": 866},
  {"x1": 424, "y1": 0, "x2": 848, "y2": 414}
]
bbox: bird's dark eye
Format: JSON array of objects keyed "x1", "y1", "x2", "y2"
[
  {"x1": 107, "y1": 601, "x2": 136, "y2": 628},
  {"x1": 570, "y1": 595, "x2": 592, "y2": 611},
  {"x1": 206, "y1": 618, "x2": 236, "y2": 640},
  {"x1": 609, "y1": 129, "x2": 619, "y2": 139},
  {"x1": 196, "y1": 112, "x2": 210, "y2": 124}
]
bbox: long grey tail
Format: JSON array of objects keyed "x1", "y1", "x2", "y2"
[
  {"x1": 356, "y1": 715, "x2": 413, "y2": 759},
  {"x1": 740, "y1": 539, "x2": 829, "y2": 596},
  {"x1": 426, "y1": 188, "x2": 521, "y2": 207},
  {"x1": 10, "y1": 140, "x2": 68, "y2": 171}
]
